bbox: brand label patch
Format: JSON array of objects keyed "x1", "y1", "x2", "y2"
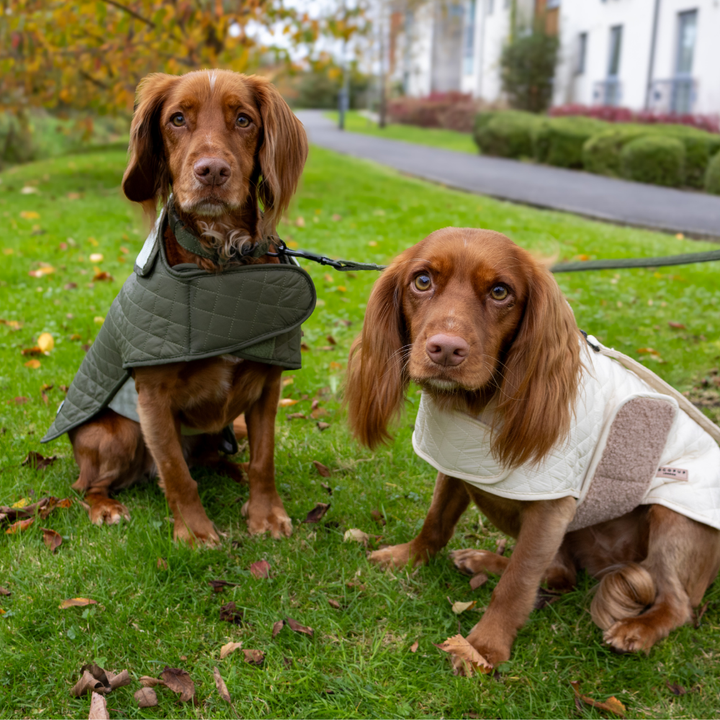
[{"x1": 656, "y1": 466, "x2": 688, "y2": 481}]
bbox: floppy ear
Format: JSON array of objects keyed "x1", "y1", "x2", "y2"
[
  {"x1": 492, "y1": 258, "x2": 582, "y2": 468},
  {"x1": 122, "y1": 73, "x2": 179, "y2": 212},
  {"x1": 247, "y1": 75, "x2": 308, "y2": 234},
  {"x1": 345, "y1": 261, "x2": 409, "y2": 449}
]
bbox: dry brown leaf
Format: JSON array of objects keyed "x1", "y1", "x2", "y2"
[
  {"x1": 286, "y1": 617, "x2": 314, "y2": 637},
  {"x1": 469, "y1": 572, "x2": 488, "y2": 591},
  {"x1": 272, "y1": 619, "x2": 285, "y2": 637},
  {"x1": 0, "y1": 587, "x2": 10, "y2": 596},
  {"x1": 570, "y1": 681, "x2": 626, "y2": 718},
  {"x1": 106, "y1": 670, "x2": 131, "y2": 690},
  {"x1": 160, "y1": 666, "x2": 195, "y2": 703},
  {"x1": 370, "y1": 509, "x2": 386, "y2": 526},
  {"x1": 286, "y1": 412, "x2": 306, "y2": 420},
  {"x1": 213, "y1": 667, "x2": 232, "y2": 703},
  {"x1": 242, "y1": 649, "x2": 265, "y2": 665},
  {"x1": 303, "y1": 502, "x2": 330, "y2": 524},
  {"x1": 320, "y1": 482, "x2": 332, "y2": 495},
  {"x1": 71, "y1": 670, "x2": 108, "y2": 697},
  {"x1": 249, "y1": 560, "x2": 271, "y2": 579},
  {"x1": 665, "y1": 681, "x2": 687, "y2": 696},
  {"x1": 317, "y1": 421, "x2": 330, "y2": 431},
  {"x1": 434, "y1": 634, "x2": 493, "y2": 675},
  {"x1": 59, "y1": 598, "x2": 97, "y2": 609},
  {"x1": 668, "y1": 321, "x2": 686, "y2": 329},
  {"x1": 410, "y1": 640, "x2": 419, "y2": 653},
  {"x1": 21, "y1": 451, "x2": 57, "y2": 470},
  {"x1": 157, "y1": 557, "x2": 167, "y2": 570},
  {"x1": 326, "y1": 335, "x2": 337, "y2": 345},
  {"x1": 138, "y1": 677, "x2": 165, "y2": 688},
  {"x1": 24, "y1": 359, "x2": 41, "y2": 369},
  {"x1": 312, "y1": 460, "x2": 331, "y2": 477},
  {"x1": 219, "y1": 601, "x2": 244, "y2": 625},
  {"x1": 327, "y1": 598, "x2": 341, "y2": 609},
  {"x1": 220, "y1": 641, "x2": 243, "y2": 659},
  {"x1": 134, "y1": 687, "x2": 158, "y2": 708},
  {"x1": 450, "y1": 599, "x2": 477, "y2": 614},
  {"x1": 5, "y1": 518, "x2": 34, "y2": 534},
  {"x1": 208, "y1": 579, "x2": 240, "y2": 593},
  {"x1": 344, "y1": 528, "x2": 369, "y2": 546},
  {"x1": 41, "y1": 527, "x2": 62, "y2": 553},
  {"x1": 88, "y1": 691, "x2": 109, "y2": 720},
  {"x1": 58, "y1": 498, "x2": 73, "y2": 509}
]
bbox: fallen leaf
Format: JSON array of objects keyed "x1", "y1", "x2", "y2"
[
  {"x1": 323, "y1": 273, "x2": 333, "y2": 283},
  {"x1": 220, "y1": 641, "x2": 243, "y2": 659},
  {"x1": 59, "y1": 598, "x2": 97, "y2": 609},
  {"x1": 332, "y1": 214, "x2": 342, "y2": 221},
  {"x1": 93, "y1": 316, "x2": 104, "y2": 324},
  {"x1": 410, "y1": 640, "x2": 419, "y2": 653},
  {"x1": 637, "y1": 347, "x2": 659, "y2": 356},
  {"x1": 242, "y1": 649, "x2": 265, "y2": 665},
  {"x1": 22, "y1": 451, "x2": 57, "y2": 470},
  {"x1": 310, "y1": 407, "x2": 328, "y2": 419},
  {"x1": 41, "y1": 527, "x2": 62, "y2": 553},
  {"x1": 89, "y1": 253, "x2": 104, "y2": 263},
  {"x1": 344, "y1": 528, "x2": 369, "y2": 546},
  {"x1": 88, "y1": 691, "x2": 109, "y2": 720},
  {"x1": 573, "y1": 254, "x2": 590, "y2": 261},
  {"x1": 295, "y1": 216, "x2": 305, "y2": 227},
  {"x1": 668, "y1": 321, "x2": 686, "y2": 329},
  {"x1": 301, "y1": 343, "x2": 310, "y2": 351},
  {"x1": 303, "y1": 502, "x2": 330, "y2": 524},
  {"x1": 106, "y1": 670, "x2": 131, "y2": 690},
  {"x1": 249, "y1": 560, "x2": 271, "y2": 579},
  {"x1": 278, "y1": 398, "x2": 298, "y2": 407},
  {"x1": 160, "y1": 667, "x2": 195, "y2": 703},
  {"x1": 20, "y1": 210, "x2": 40, "y2": 219},
  {"x1": 208, "y1": 579, "x2": 240, "y2": 592},
  {"x1": 219, "y1": 601, "x2": 244, "y2": 625},
  {"x1": 469, "y1": 572, "x2": 488, "y2": 591},
  {"x1": 157, "y1": 557, "x2": 167, "y2": 570},
  {"x1": 65, "y1": 282, "x2": 78, "y2": 290},
  {"x1": 12, "y1": 396, "x2": 28, "y2": 404},
  {"x1": 286, "y1": 412, "x2": 306, "y2": 420},
  {"x1": 327, "y1": 598, "x2": 341, "y2": 609},
  {"x1": 370, "y1": 509, "x2": 386, "y2": 526},
  {"x1": 134, "y1": 687, "x2": 158, "y2": 708},
  {"x1": 434, "y1": 635, "x2": 493, "y2": 675},
  {"x1": 312, "y1": 460, "x2": 331, "y2": 477},
  {"x1": 320, "y1": 482, "x2": 332, "y2": 495},
  {"x1": 317, "y1": 421, "x2": 330, "y2": 431},
  {"x1": 20, "y1": 186, "x2": 39, "y2": 195},
  {"x1": 37, "y1": 332, "x2": 54, "y2": 352},
  {"x1": 138, "y1": 677, "x2": 165, "y2": 688},
  {"x1": 24, "y1": 359, "x2": 41, "y2": 369},
  {"x1": 570, "y1": 682, "x2": 626, "y2": 718},
  {"x1": 21, "y1": 346, "x2": 42, "y2": 355},
  {"x1": 71, "y1": 670, "x2": 108, "y2": 697},
  {"x1": 450, "y1": 599, "x2": 477, "y2": 614},
  {"x1": 326, "y1": 335, "x2": 337, "y2": 345},
  {"x1": 272, "y1": 619, "x2": 285, "y2": 637},
  {"x1": 58, "y1": 498, "x2": 73, "y2": 509},
  {"x1": 6, "y1": 518, "x2": 34, "y2": 534},
  {"x1": 93, "y1": 270, "x2": 113, "y2": 282},
  {"x1": 0, "y1": 587, "x2": 10, "y2": 596},
  {"x1": 213, "y1": 667, "x2": 232, "y2": 703},
  {"x1": 665, "y1": 681, "x2": 687, "y2": 696},
  {"x1": 286, "y1": 617, "x2": 314, "y2": 637}
]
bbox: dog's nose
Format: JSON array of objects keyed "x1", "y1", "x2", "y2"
[
  {"x1": 425, "y1": 334, "x2": 469, "y2": 367},
  {"x1": 193, "y1": 157, "x2": 231, "y2": 186}
]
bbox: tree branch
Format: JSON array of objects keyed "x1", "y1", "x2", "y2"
[{"x1": 99, "y1": 0, "x2": 155, "y2": 27}]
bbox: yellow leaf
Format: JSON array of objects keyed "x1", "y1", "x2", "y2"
[
  {"x1": 451, "y1": 600, "x2": 477, "y2": 614},
  {"x1": 37, "y1": 333, "x2": 54, "y2": 352},
  {"x1": 220, "y1": 641, "x2": 243, "y2": 659},
  {"x1": 89, "y1": 253, "x2": 104, "y2": 263},
  {"x1": 24, "y1": 359, "x2": 41, "y2": 369},
  {"x1": 3, "y1": 248, "x2": 14, "y2": 255},
  {"x1": 59, "y1": 598, "x2": 97, "y2": 609},
  {"x1": 11, "y1": 498, "x2": 29, "y2": 508},
  {"x1": 20, "y1": 211, "x2": 40, "y2": 220},
  {"x1": 434, "y1": 634, "x2": 493, "y2": 675},
  {"x1": 94, "y1": 316, "x2": 105, "y2": 324},
  {"x1": 337, "y1": 286, "x2": 347, "y2": 292},
  {"x1": 368, "y1": 241, "x2": 378, "y2": 247},
  {"x1": 87, "y1": 237, "x2": 99, "y2": 246},
  {"x1": 278, "y1": 398, "x2": 298, "y2": 407},
  {"x1": 287, "y1": 240, "x2": 299, "y2": 249}
]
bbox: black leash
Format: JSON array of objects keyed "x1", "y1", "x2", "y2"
[{"x1": 269, "y1": 240, "x2": 720, "y2": 274}]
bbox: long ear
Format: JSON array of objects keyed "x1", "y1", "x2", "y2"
[
  {"x1": 122, "y1": 73, "x2": 179, "y2": 212},
  {"x1": 345, "y1": 262, "x2": 409, "y2": 449},
  {"x1": 247, "y1": 75, "x2": 308, "y2": 234},
  {"x1": 492, "y1": 259, "x2": 582, "y2": 468}
]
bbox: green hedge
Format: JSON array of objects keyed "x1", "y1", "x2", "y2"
[
  {"x1": 620, "y1": 136, "x2": 685, "y2": 187},
  {"x1": 473, "y1": 110, "x2": 542, "y2": 159},
  {"x1": 706, "y1": 151, "x2": 720, "y2": 195},
  {"x1": 532, "y1": 116, "x2": 608, "y2": 168}
]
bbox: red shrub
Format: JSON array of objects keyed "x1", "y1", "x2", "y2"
[
  {"x1": 388, "y1": 92, "x2": 483, "y2": 132},
  {"x1": 549, "y1": 104, "x2": 719, "y2": 134}
]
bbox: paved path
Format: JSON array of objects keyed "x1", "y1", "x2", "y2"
[{"x1": 298, "y1": 110, "x2": 720, "y2": 240}]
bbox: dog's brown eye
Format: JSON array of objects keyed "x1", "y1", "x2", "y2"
[
  {"x1": 170, "y1": 113, "x2": 185, "y2": 127},
  {"x1": 414, "y1": 274, "x2": 432, "y2": 291},
  {"x1": 490, "y1": 285, "x2": 508, "y2": 300},
  {"x1": 236, "y1": 114, "x2": 250, "y2": 128}
]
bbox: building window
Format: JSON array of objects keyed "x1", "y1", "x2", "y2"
[
  {"x1": 676, "y1": 10, "x2": 697, "y2": 75},
  {"x1": 576, "y1": 32, "x2": 587, "y2": 74},
  {"x1": 608, "y1": 25, "x2": 622, "y2": 77},
  {"x1": 463, "y1": 0, "x2": 476, "y2": 75},
  {"x1": 546, "y1": 0, "x2": 560, "y2": 8},
  {"x1": 487, "y1": 0, "x2": 493, "y2": 16}
]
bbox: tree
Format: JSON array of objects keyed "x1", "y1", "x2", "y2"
[{"x1": 500, "y1": 21, "x2": 559, "y2": 114}]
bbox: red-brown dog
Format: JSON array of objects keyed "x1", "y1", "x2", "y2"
[{"x1": 69, "y1": 70, "x2": 307, "y2": 545}]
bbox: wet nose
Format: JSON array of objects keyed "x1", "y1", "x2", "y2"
[
  {"x1": 193, "y1": 157, "x2": 231, "y2": 186},
  {"x1": 425, "y1": 334, "x2": 469, "y2": 367}
]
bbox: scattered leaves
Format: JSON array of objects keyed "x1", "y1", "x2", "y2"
[
  {"x1": 160, "y1": 667, "x2": 195, "y2": 703},
  {"x1": 272, "y1": 620, "x2": 285, "y2": 638},
  {"x1": 22, "y1": 451, "x2": 57, "y2": 470},
  {"x1": 213, "y1": 667, "x2": 232, "y2": 703},
  {"x1": 88, "y1": 691, "x2": 109, "y2": 720},
  {"x1": 208, "y1": 579, "x2": 240, "y2": 593},
  {"x1": 220, "y1": 641, "x2": 243, "y2": 659},
  {"x1": 134, "y1": 687, "x2": 158, "y2": 708},
  {"x1": 410, "y1": 640, "x2": 419, "y2": 653},
  {"x1": 249, "y1": 560, "x2": 271, "y2": 579},
  {"x1": 665, "y1": 681, "x2": 687, "y2": 696},
  {"x1": 5, "y1": 518, "x2": 34, "y2": 534},
  {"x1": 286, "y1": 617, "x2": 314, "y2": 637},
  {"x1": 344, "y1": 528, "x2": 369, "y2": 546},
  {"x1": 668, "y1": 321, "x2": 686, "y2": 329},
  {"x1": 312, "y1": 460, "x2": 331, "y2": 477},
  {"x1": 303, "y1": 502, "x2": 330, "y2": 524},
  {"x1": 450, "y1": 599, "x2": 477, "y2": 614},
  {"x1": 434, "y1": 635, "x2": 493, "y2": 675},
  {"x1": 41, "y1": 527, "x2": 62, "y2": 553},
  {"x1": 0, "y1": 587, "x2": 10, "y2": 596},
  {"x1": 317, "y1": 421, "x2": 330, "y2": 431},
  {"x1": 469, "y1": 572, "x2": 489, "y2": 591},
  {"x1": 327, "y1": 598, "x2": 341, "y2": 609},
  {"x1": 219, "y1": 601, "x2": 244, "y2": 625},
  {"x1": 24, "y1": 359, "x2": 41, "y2": 369},
  {"x1": 370, "y1": 508, "x2": 386, "y2": 526},
  {"x1": 321, "y1": 482, "x2": 332, "y2": 496},
  {"x1": 242, "y1": 649, "x2": 265, "y2": 665},
  {"x1": 37, "y1": 332, "x2": 54, "y2": 352},
  {"x1": 278, "y1": 398, "x2": 298, "y2": 407},
  {"x1": 59, "y1": 598, "x2": 97, "y2": 609},
  {"x1": 570, "y1": 682, "x2": 626, "y2": 718}
]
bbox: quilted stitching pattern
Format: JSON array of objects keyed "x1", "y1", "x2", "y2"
[
  {"x1": 413, "y1": 346, "x2": 720, "y2": 530},
  {"x1": 43, "y1": 225, "x2": 315, "y2": 442}
]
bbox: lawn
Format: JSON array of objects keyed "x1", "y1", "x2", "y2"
[
  {"x1": 325, "y1": 110, "x2": 478, "y2": 154},
  {"x1": 1, "y1": 143, "x2": 720, "y2": 719}
]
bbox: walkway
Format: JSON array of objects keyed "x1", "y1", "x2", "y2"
[{"x1": 297, "y1": 110, "x2": 720, "y2": 240}]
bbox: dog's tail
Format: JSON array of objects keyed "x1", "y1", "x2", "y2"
[{"x1": 590, "y1": 562, "x2": 656, "y2": 630}]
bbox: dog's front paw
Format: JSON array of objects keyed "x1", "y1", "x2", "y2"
[
  {"x1": 242, "y1": 499, "x2": 292, "y2": 538},
  {"x1": 450, "y1": 548, "x2": 496, "y2": 576},
  {"x1": 604, "y1": 616, "x2": 658, "y2": 653},
  {"x1": 368, "y1": 543, "x2": 422, "y2": 570},
  {"x1": 172, "y1": 505, "x2": 220, "y2": 547},
  {"x1": 87, "y1": 497, "x2": 131, "y2": 526}
]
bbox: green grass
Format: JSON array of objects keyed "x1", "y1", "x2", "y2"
[
  {"x1": 325, "y1": 110, "x2": 478, "y2": 154},
  {"x1": 2, "y1": 144, "x2": 720, "y2": 718}
]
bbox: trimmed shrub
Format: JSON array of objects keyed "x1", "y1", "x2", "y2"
[
  {"x1": 620, "y1": 136, "x2": 685, "y2": 187},
  {"x1": 532, "y1": 116, "x2": 608, "y2": 168},
  {"x1": 582, "y1": 126, "x2": 647, "y2": 177},
  {"x1": 706, "y1": 151, "x2": 720, "y2": 195},
  {"x1": 473, "y1": 110, "x2": 542, "y2": 158}
]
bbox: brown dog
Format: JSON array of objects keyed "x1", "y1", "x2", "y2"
[
  {"x1": 68, "y1": 70, "x2": 308, "y2": 545},
  {"x1": 345, "y1": 227, "x2": 720, "y2": 669}
]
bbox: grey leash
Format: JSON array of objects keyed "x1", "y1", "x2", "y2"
[{"x1": 270, "y1": 240, "x2": 720, "y2": 274}]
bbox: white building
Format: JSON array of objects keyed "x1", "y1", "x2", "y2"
[{"x1": 391, "y1": 0, "x2": 720, "y2": 115}]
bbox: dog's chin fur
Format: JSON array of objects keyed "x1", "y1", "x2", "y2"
[{"x1": 197, "y1": 220, "x2": 253, "y2": 261}]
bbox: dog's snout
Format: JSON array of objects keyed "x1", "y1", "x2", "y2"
[
  {"x1": 193, "y1": 157, "x2": 231, "y2": 186},
  {"x1": 425, "y1": 334, "x2": 469, "y2": 367}
]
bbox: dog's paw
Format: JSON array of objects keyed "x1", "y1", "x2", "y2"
[
  {"x1": 173, "y1": 520, "x2": 221, "y2": 547},
  {"x1": 603, "y1": 616, "x2": 657, "y2": 653},
  {"x1": 450, "y1": 548, "x2": 507, "y2": 576},
  {"x1": 88, "y1": 498, "x2": 131, "y2": 526},
  {"x1": 242, "y1": 500, "x2": 292, "y2": 539},
  {"x1": 368, "y1": 543, "x2": 419, "y2": 570}
]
